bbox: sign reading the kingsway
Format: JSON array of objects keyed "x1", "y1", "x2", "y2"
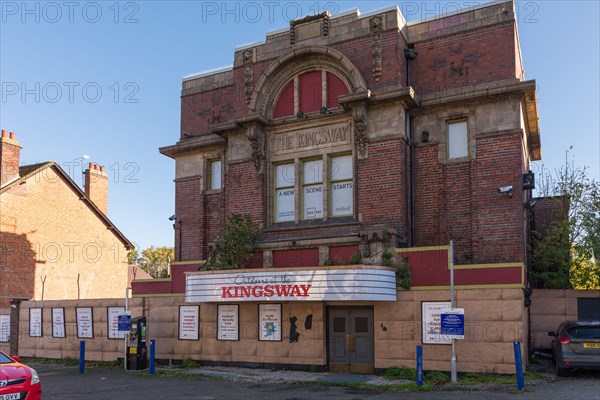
[
  {"x1": 185, "y1": 268, "x2": 397, "y2": 303},
  {"x1": 272, "y1": 123, "x2": 351, "y2": 154}
]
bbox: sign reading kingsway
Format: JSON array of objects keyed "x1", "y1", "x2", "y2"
[{"x1": 185, "y1": 268, "x2": 397, "y2": 303}]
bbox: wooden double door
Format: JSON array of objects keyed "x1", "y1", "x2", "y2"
[{"x1": 328, "y1": 307, "x2": 374, "y2": 374}]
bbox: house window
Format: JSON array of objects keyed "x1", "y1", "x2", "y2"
[
  {"x1": 208, "y1": 160, "x2": 222, "y2": 190},
  {"x1": 273, "y1": 154, "x2": 353, "y2": 223},
  {"x1": 302, "y1": 159, "x2": 323, "y2": 220},
  {"x1": 275, "y1": 163, "x2": 295, "y2": 222},
  {"x1": 447, "y1": 120, "x2": 468, "y2": 159},
  {"x1": 330, "y1": 154, "x2": 353, "y2": 216}
]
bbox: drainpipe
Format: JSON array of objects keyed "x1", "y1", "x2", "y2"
[{"x1": 404, "y1": 47, "x2": 417, "y2": 245}]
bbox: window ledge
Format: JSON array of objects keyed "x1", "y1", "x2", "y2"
[
  {"x1": 267, "y1": 216, "x2": 358, "y2": 232},
  {"x1": 205, "y1": 189, "x2": 223, "y2": 195}
]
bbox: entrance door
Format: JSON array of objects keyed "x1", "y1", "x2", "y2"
[{"x1": 328, "y1": 308, "x2": 374, "y2": 374}]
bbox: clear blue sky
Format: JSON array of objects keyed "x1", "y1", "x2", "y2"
[{"x1": 1, "y1": 1, "x2": 598, "y2": 251}]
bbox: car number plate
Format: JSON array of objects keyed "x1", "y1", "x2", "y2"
[
  {"x1": 583, "y1": 343, "x2": 600, "y2": 348},
  {"x1": 0, "y1": 393, "x2": 22, "y2": 400}
]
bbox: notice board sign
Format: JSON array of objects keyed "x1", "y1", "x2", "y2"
[
  {"x1": 29, "y1": 308, "x2": 43, "y2": 337},
  {"x1": 259, "y1": 303, "x2": 281, "y2": 341},
  {"x1": 108, "y1": 307, "x2": 126, "y2": 339},
  {"x1": 52, "y1": 308, "x2": 66, "y2": 338},
  {"x1": 422, "y1": 302, "x2": 451, "y2": 344},
  {"x1": 76, "y1": 307, "x2": 94, "y2": 338},
  {"x1": 217, "y1": 305, "x2": 239, "y2": 341},
  {"x1": 441, "y1": 308, "x2": 465, "y2": 339},
  {"x1": 0, "y1": 315, "x2": 10, "y2": 342},
  {"x1": 179, "y1": 305, "x2": 199, "y2": 340}
]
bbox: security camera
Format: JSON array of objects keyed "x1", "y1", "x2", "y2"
[
  {"x1": 497, "y1": 186, "x2": 513, "y2": 194},
  {"x1": 168, "y1": 214, "x2": 176, "y2": 221}
]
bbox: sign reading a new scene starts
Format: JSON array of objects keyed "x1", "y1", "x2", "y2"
[{"x1": 185, "y1": 268, "x2": 397, "y2": 303}]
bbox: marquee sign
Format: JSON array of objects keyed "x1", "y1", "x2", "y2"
[{"x1": 185, "y1": 268, "x2": 397, "y2": 303}]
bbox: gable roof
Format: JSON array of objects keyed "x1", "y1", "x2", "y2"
[{"x1": 0, "y1": 161, "x2": 134, "y2": 250}]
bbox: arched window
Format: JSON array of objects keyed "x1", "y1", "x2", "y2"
[{"x1": 273, "y1": 71, "x2": 349, "y2": 119}]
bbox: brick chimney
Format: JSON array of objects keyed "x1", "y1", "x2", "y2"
[
  {"x1": 0, "y1": 130, "x2": 22, "y2": 187},
  {"x1": 84, "y1": 162, "x2": 109, "y2": 215}
]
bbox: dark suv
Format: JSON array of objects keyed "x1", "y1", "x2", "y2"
[{"x1": 548, "y1": 320, "x2": 600, "y2": 376}]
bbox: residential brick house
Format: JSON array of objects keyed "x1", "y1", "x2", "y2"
[
  {"x1": 0, "y1": 130, "x2": 134, "y2": 309},
  {"x1": 136, "y1": 1, "x2": 541, "y2": 373}
]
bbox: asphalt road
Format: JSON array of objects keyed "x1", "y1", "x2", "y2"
[{"x1": 35, "y1": 364, "x2": 599, "y2": 400}]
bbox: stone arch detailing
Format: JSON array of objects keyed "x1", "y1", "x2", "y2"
[{"x1": 250, "y1": 46, "x2": 367, "y2": 119}]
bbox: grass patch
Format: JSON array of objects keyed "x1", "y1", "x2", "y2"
[
  {"x1": 457, "y1": 371, "x2": 543, "y2": 385},
  {"x1": 177, "y1": 358, "x2": 198, "y2": 369},
  {"x1": 22, "y1": 357, "x2": 124, "y2": 369},
  {"x1": 384, "y1": 366, "x2": 416, "y2": 380},
  {"x1": 425, "y1": 370, "x2": 450, "y2": 384}
]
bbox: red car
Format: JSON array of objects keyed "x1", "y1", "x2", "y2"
[{"x1": 0, "y1": 351, "x2": 41, "y2": 400}]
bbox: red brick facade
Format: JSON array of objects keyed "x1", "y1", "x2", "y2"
[{"x1": 161, "y1": 1, "x2": 541, "y2": 276}]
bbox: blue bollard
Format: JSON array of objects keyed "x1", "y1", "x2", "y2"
[
  {"x1": 416, "y1": 345, "x2": 423, "y2": 387},
  {"x1": 513, "y1": 341, "x2": 524, "y2": 390},
  {"x1": 149, "y1": 339, "x2": 155, "y2": 375},
  {"x1": 79, "y1": 341, "x2": 85, "y2": 374}
]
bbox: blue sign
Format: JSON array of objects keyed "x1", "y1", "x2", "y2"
[
  {"x1": 118, "y1": 314, "x2": 131, "y2": 332},
  {"x1": 441, "y1": 309, "x2": 464, "y2": 338}
]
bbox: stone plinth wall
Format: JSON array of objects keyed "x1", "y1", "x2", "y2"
[
  {"x1": 16, "y1": 289, "x2": 525, "y2": 374},
  {"x1": 375, "y1": 289, "x2": 526, "y2": 374},
  {"x1": 530, "y1": 289, "x2": 600, "y2": 350}
]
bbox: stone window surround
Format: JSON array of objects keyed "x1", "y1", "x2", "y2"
[
  {"x1": 446, "y1": 117, "x2": 469, "y2": 161},
  {"x1": 204, "y1": 151, "x2": 225, "y2": 194},
  {"x1": 269, "y1": 150, "x2": 356, "y2": 227}
]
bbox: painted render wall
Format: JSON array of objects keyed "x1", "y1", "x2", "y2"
[{"x1": 15, "y1": 288, "x2": 525, "y2": 374}]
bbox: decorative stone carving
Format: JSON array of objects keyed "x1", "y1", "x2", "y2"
[
  {"x1": 370, "y1": 16, "x2": 383, "y2": 82},
  {"x1": 361, "y1": 234, "x2": 371, "y2": 258},
  {"x1": 243, "y1": 49, "x2": 254, "y2": 106},
  {"x1": 290, "y1": 11, "x2": 330, "y2": 45},
  {"x1": 352, "y1": 106, "x2": 368, "y2": 158},
  {"x1": 245, "y1": 125, "x2": 265, "y2": 174},
  {"x1": 260, "y1": 54, "x2": 356, "y2": 117}
]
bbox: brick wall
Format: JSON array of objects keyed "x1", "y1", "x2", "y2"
[
  {"x1": 412, "y1": 22, "x2": 517, "y2": 95},
  {"x1": 0, "y1": 166, "x2": 130, "y2": 308}
]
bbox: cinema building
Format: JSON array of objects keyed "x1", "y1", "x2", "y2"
[{"x1": 136, "y1": 1, "x2": 541, "y2": 374}]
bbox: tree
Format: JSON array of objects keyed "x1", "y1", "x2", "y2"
[
  {"x1": 129, "y1": 246, "x2": 174, "y2": 278},
  {"x1": 207, "y1": 213, "x2": 262, "y2": 270},
  {"x1": 531, "y1": 148, "x2": 600, "y2": 289}
]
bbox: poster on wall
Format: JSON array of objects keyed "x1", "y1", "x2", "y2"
[
  {"x1": 51, "y1": 308, "x2": 66, "y2": 338},
  {"x1": 217, "y1": 305, "x2": 239, "y2": 341},
  {"x1": 29, "y1": 308, "x2": 42, "y2": 337},
  {"x1": 179, "y1": 305, "x2": 199, "y2": 340},
  {"x1": 76, "y1": 307, "x2": 94, "y2": 338},
  {"x1": 0, "y1": 314, "x2": 10, "y2": 342},
  {"x1": 107, "y1": 307, "x2": 126, "y2": 339},
  {"x1": 259, "y1": 303, "x2": 281, "y2": 341},
  {"x1": 422, "y1": 302, "x2": 452, "y2": 344}
]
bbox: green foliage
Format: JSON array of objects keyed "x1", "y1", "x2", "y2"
[
  {"x1": 323, "y1": 259, "x2": 332, "y2": 266},
  {"x1": 308, "y1": 364, "x2": 317, "y2": 373},
  {"x1": 381, "y1": 251, "x2": 395, "y2": 267},
  {"x1": 207, "y1": 213, "x2": 262, "y2": 270},
  {"x1": 348, "y1": 251, "x2": 362, "y2": 265},
  {"x1": 424, "y1": 370, "x2": 449, "y2": 384},
  {"x1": 127, "y1": 249, "x2": 138, "y2": 265},
  {"x1": 384, "y1": 366, "x2": 416, "y2": 380},
  {"x1": 396, "y1": 257, "x2": 412, "y2": 290},
  {"x1": 134, "y1": 246, "x2": 174, "y2": 278},
  {"x1": 532, "y1": 149, "x2": 600, "y2": 289},
  {"x1": 178, "y1": 358, "x2": 197, "y2": 369}
]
